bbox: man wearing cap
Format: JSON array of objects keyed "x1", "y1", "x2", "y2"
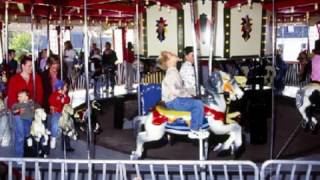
[{"x1": 179, "y1": 46, "x2": 197, "y2": 96}]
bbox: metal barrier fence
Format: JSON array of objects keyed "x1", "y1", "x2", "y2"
[
  {"x1": 0, "y1": 158, "x2": 259, "y2": 180},
  {"x1": 261, "y1": 160, "x2": 320, "y2": 180}
]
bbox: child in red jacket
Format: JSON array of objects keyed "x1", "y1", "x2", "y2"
[{"x1": 49, "y1": 80, "x2": 72, "y2": 151}]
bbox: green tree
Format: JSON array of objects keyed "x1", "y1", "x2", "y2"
[{"x1": 9, "y1": 32, "x2": 31, "y2": 60}]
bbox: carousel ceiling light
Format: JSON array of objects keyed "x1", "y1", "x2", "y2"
[
  {"x1": 237, "y1": 3, "x2": 241, "y2": 12},
  {"x1": 53, "y1": 6, "x2": 57, "y2": 13},
  {"x1": 49, "y1": 14, "x2": 52, "y2": 20},
  {"x1": 68, "y1": 15, "x2": 71, "y2": 21},
  {"x1": 17, "y1": 3, "x2": 25, "y2": 13},
  {"x1": 247, "y1": 0, "x2": 252, "y2": 9},
  {"x1": 77, "y1": 8, "x2": 80, "y2": 14},
  {"x1": 99, "y1": 9, "x2": 102, "y2": 15},
  {"x1": 145, "y1": 0, "x2": 149, "y2": 6},
  {"x1": 315, "y1": 3, "x2": 318, "y2": 10},
  {"x1": 290, "y1": 6, "x2": 294, "y2": 13},
  {"x1": 290, "y1": 16, "x2": 294, "y2": 22},
  {"x1": 105, "y1": 17, "x2": 108, "y2": 23},
  {"x1": 80, "y1": 19, "x2": 83, "y2": 24},
  {"x1": 306, "y1": 12, "x2": 310, "y2": 20},
  {"x1": 157, "y1": 1, "x2": 162, "y2": 11},
  {"x1": 118, "y1": 20, "x2": 121, "y2": 26},
  {"x1": 14, "y1": 14, "x2": 17, "y2": 20}
]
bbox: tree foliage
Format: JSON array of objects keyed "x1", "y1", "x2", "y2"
[{"x1": 9, "y1": 32, "x2": 31, "y2": 60}]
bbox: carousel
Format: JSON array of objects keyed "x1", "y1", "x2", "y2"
[{"x1": 0, "y1": 0, "x2": 319, "y2": 179}]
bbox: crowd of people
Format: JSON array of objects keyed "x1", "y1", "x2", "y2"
[{"x1": 0, "y1": 40, "x2": 137, "y2": 157}]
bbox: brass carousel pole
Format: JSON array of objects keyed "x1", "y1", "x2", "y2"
[
  {"x1": 59, "y1": 6, "x2": 64, "y2": 80},
  {"x1": 4, "y1": 1, "x2": 8, "y2": 64},
  {"x1": 47, "y1": 11, "x2": 50, "y2": 57},
  {"x1": 190, "y1": 0, "x2": 200, "y2": 96},
  {"x1": 208, "y1": 2, "x2": 217, "y2": 77},
  {"x1": 31, "y1": 4, "x2": 36, "y2": 98},
  {"x1": 83, "y1": 0, "x2": 93, "y2": 161},
  {"x1": 190, "y1": 2, "x2": 207, "y2": 180},
  {"x1": 270, "y1": 0, "x2": 276, "y2": 159},
  {"x1": 135, "y1": 2, "x2": 141, "y2": 116}
]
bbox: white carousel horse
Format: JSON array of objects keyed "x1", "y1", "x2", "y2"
[
  {"x1": 59, "y1": 104, "x2": 77, "y2": 140},
  {"x1": 296, "y1": 83, "x2": 320, "y2": 130},
  {"x1": 27, "y1": 108, "x2": 51, "y2": 157},
  {"x1": 130, "y1": 70, "x2": 246, "y2": 160},
  {"x1": 28, "y1": 108, "x2": 50, "y2": 145},
  {"x1": 0, "y1": 99, "x2": 10, "y2": 147}
]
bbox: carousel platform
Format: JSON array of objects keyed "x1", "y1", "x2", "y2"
[
  {"x1": 1, "y1": 85, "x2": 319, "y2": 161},
  {"x1": 67, "y1": 85, "x2": 320, "y2": 161}
]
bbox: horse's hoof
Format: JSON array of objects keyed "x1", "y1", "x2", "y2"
[
  {"x1": 212, "y1": 143, "x2": 223, "y2": 152},
  {"x1": 130, "y1": 152, "x2": 139, "y2": 160},
  {"x1": 217, "y1": 148, "x2": 232, "y2": 157},
  {"x1": 234, "y1": 144, "x2": 246, "y2": 159},
  {"x1": 310, "y1": 122, "x2": 318, "y2": 131},
  {"x1": 301, "y1": 121, "x2": 308, "y2": 129}
]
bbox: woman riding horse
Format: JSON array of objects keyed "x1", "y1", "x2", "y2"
[{"x1": 158, "y1": 51, "x2": 209, "y2": 139}]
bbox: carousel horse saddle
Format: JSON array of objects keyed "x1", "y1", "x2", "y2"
[
  {"x1": 152, "y1": 105, "x2": 209, "y2": 133},
  {"x1": 155, "y1": 106, "x2": 191, "y2": 122}
]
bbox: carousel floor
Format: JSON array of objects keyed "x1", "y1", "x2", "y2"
[
  {"x1": 89, "y1": 89, "x2": 320, "y2": 161},
  {"x1": 1, "y1": 86, "x2": 319, "y2": 161}
]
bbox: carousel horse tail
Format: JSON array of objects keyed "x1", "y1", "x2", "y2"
[{"x1": 296, "y1": 88, "x2": 305, "y2": 108}]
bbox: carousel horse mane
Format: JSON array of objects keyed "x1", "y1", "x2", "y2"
[{"x1": 205, "y1": 71, "x2": 223, "y2": 94}]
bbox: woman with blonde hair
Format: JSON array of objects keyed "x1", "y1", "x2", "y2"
[{"x1": 158, "y1": 51, "x2": 208, "y2": 139}]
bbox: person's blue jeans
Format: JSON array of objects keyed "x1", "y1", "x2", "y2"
[
  {"x1": 14, "y1": 115, "x2": 32, "y2": 157},
  {"x1": 165, "y1": 97, "x2": 204, "y2": 131},
  {"x1": 50, "y1": 112, "x2": 61, "y2": 138}
]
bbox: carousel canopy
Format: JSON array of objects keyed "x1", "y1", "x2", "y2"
[
  {"x1": 0, "y1": 0, "x2": 185, "y2": 24},
  {"x1": 1, "y1": 0, "x2": 319, "y2": 24}
]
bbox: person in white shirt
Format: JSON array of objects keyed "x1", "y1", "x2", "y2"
[
  {"x1": 64, "y1": 41, "x2": 77, "y2": 81},
  {"x1": 179, "y1": 46, "x2": 196, "y2": 96},
  {"x1": 158, "y1": 51, "x2": 209, "y2": 139}
]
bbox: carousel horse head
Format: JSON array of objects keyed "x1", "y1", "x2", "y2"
[
  {"x1": 59, "y1": 104, "x2": 77, "y2": 140},
  {"x1": 206, "y1": 70, "x2": 245, "y2": 101},
  {"x1": 35, "y1": 108, "x2": 47, "y2": 122},
  {"x1": 29, "y1": 108, "x2": 50, "y2": 156},
  {"x1": 62, "y1": 104, "x2": 74, "y2": 116}
]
